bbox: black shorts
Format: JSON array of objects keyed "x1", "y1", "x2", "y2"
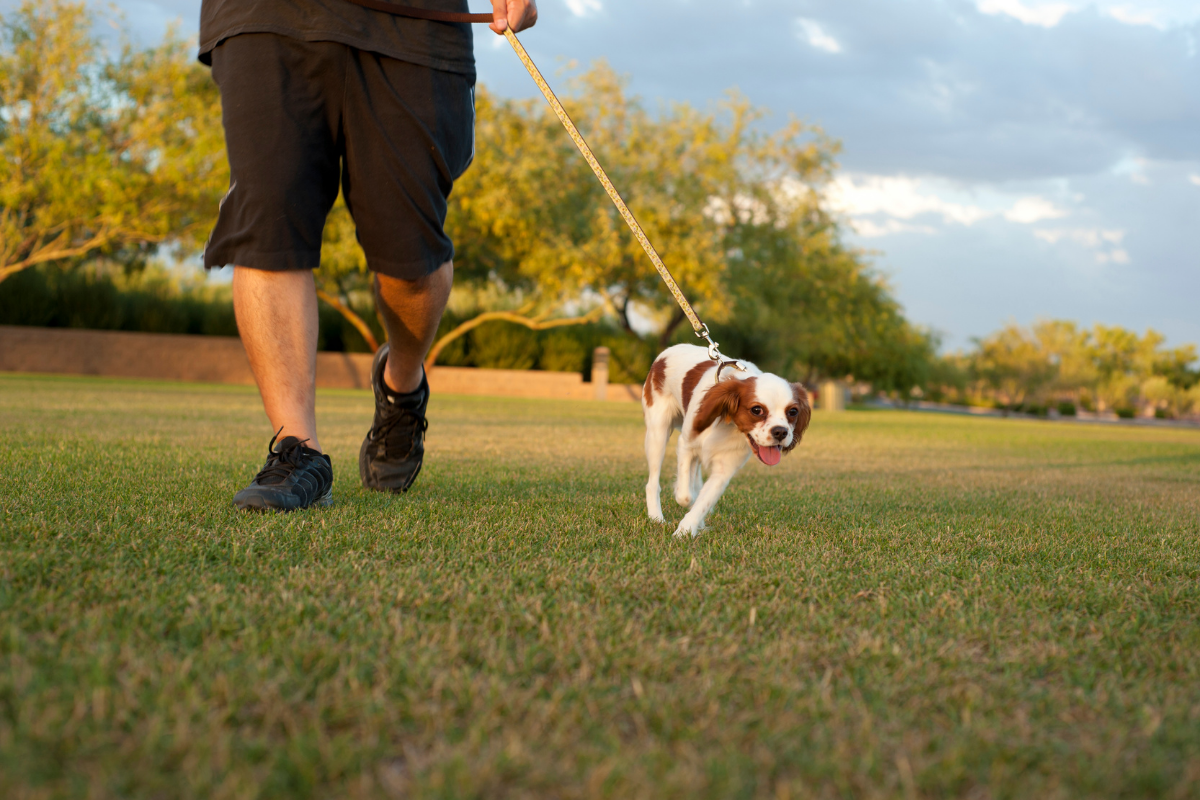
[{"x1": 204, "y1": 32, "x2": 475, "y2": 280}]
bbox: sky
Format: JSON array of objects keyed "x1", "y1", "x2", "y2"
[{"x1": 23, "y1": 0, "x2": 1200, "y2": 350}]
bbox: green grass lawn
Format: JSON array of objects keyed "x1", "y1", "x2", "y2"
[{"x1": 2, "y1": 373, "x2": 1199, "y2": 799}]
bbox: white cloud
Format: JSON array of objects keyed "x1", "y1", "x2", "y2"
[
  {"x1": 796, "y1": 19, "x2": 842, "y2": 53},
  {"x1": 564, "y1": 0, "x2": 603, "y2": 17},
  {"x1": 831, "y1": 178, "x2": 1081, "y2": 243},
  {"x1": 1107, "y1": 7, "x2": 1168, "y2": 29},
  {"x1": 1112, "y1": 156, "x2": 1151, "y2": 184},
  {"x1": 828, "y1": 176, "x2": 990, "y2": 225},
  {"x1": 976, "y1": 0, "x2": 1072, "y2": 27},
  {"x1": 852, "y1": 219, "x2": 937, "y2": 238},
  {"x1": 1035, "y1": 227, "x2": 1130, "y2": 263},
  {"x1": 1004, "y1": 196, "x2": 1070, "y2": 223},
  {"x1": 1034, "y1": 228, "x2": 1124, "y2": 246}
]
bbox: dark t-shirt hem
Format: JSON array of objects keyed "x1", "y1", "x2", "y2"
[{"x1": 198, "y1": 25, "x2": 476, "y2": 78}]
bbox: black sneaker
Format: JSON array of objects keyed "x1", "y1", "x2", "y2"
[
  {"x1": 232, "y1": 432, "x2": 333, "y2": 512},
  {"x1": 359, "y1": 342, "x2": 429, "y2": 493}
]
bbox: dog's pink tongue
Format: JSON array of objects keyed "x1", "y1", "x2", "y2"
[{"x1": 758, "y1": 445, "x2": 782, "y2": 466}]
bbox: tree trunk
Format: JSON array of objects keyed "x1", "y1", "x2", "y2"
[
  {"x1": 425, "y1": 307, "x2": 604, "y2": 372},
  {"x1": 315, "y1": 288, "x2": 380, "y2": 352},
  {"x1": 613, "y1": 295, "x2": 642, "y2": 338},
  {"x1": 658, "y1": 306, "x2": 688, "y2": 350}
]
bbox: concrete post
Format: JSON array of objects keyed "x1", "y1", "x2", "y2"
[
  {"x1": 592, "y1": 346, "x2": 610, "y2": 401},
  {"x1": 819, "y1": 380, "x2": 846, "y2": 412}
]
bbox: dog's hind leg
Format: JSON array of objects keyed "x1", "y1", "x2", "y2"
[{"x1": 644, "y1": 409, "x2": 674, "y2": 523}]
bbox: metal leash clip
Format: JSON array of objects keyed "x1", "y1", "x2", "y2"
[{"x1": 696, "y1": 324, "x2": 747, "y2": 381}]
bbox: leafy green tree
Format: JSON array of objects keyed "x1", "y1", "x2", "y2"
[
  {"x1": 446, "y1": 70, "x2": 732, "y2": 343},
  {"x1": 1088, "y1": 325, "x2": 1163, "y2": 411},
  {"x1": 0, "y1": 0, "x2": 225, "y2": 284},
  {"x1": 969, "y1": 324, "x2": 1058, "y2": 407},
  {"x1": 712, "y1": 213, "x2": 938, "y2": 391},
  {"x1": 1153, "y1": 343, "x2": 1200, "y2": 391},
  {"x1": 437, "y1": 68, "x2": 910, "y2": 384}
]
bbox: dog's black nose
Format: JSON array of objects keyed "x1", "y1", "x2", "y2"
[{"x1": 770, "y1": 425, "x2": 788, "y2": 441}]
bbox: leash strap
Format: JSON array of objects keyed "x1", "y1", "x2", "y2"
[
  {"x1": 500, "y1": 28, "x2": 727, "y2": 357},
  {"x1": 344, "y1": 1, "x2": 743, "y2": 368},
  {"x1": 498, "y1": 29, "x2": 702, "y2": 334}
]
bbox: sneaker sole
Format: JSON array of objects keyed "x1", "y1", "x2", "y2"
[{"x1": 233, "y1": 487, "x2": 333, "y2": 513}]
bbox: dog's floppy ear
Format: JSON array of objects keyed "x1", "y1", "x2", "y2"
[
  {"x1": 692, "y1": 378, "x2": 749, "y2": 435},
  {"x1": 782, "y1": 383, "x2": 813, "y2": 453}
]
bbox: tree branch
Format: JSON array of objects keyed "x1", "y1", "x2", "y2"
[
  {"x1": 315, "y1": 287, "x2": 380, "y2": 352},
  {"x1": 425, "y1": 307, "x2": 604, "y2": 372},
  {"x1": 658, "y1": 306, "x2": 688, "y2": 350},
  {"x1": 0, "y1": 228, "x2": 115, "y2": 284}
]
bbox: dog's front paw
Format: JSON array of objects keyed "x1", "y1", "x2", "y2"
[
  {"x1": 672, "y1": 518, "x2": 705, "y2": 538},
  {"x1": 646, "y1": 498, "x2": 665, "y2": 523},
  {"x1": 673, "y1": 489, "x2": 694, "y2": 508}
]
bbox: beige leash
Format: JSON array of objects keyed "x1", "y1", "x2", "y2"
[{"x1": 501, "y1": 29, "x2": 741, "y2": 371}]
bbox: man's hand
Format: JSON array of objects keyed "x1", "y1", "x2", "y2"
[{"x1": 490, "y1": 0, "x2": 538, "y2": 34}]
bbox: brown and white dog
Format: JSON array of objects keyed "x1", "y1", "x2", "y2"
[{"x1": 642, "y1": 344, "x2": 812, "y2": 537}]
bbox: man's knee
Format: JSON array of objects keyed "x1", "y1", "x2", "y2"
[
  {"x1": 233, "y1": 265, "x2": 316, "y2": 294},
  {"x1": 375, "y1": 260, "x2": 454, "y2": 298}
]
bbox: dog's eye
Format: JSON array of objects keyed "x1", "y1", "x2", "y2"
[
  {"x1": 787, "y1": 407, "x2": 798, "y2": 418},
  {"x1": 750, "y1": 406, "x2": 764, "y2": 416}
]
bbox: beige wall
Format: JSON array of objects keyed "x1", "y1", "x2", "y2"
[{"x1": 0, "y1": 326, "x2": 641, "y2": 402}]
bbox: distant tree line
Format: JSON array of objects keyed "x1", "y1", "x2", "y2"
[{"x1": 931, "y1": 321, "x2": 1200, "y2": 419}]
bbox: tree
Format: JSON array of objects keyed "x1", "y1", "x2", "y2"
[
  {"x1": 711, "y1": 210, "x2": 939, "y2": 391},
  {"x1": 446, "y1": 70, "x2": 732, "y2": 344},
  {"x1": 0, "y1": 0, "x2": 225, "y2": 284},
  {"x1": 676, "y1": 102, "x2": 938, "y2": 391},
  {"x1": 438, "y1": 68, "x2": 879, "y2": 377},
  {"x1": 969, "y1": 324, "x2": 1059, "y2": 407}
]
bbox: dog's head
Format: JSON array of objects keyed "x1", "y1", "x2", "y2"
[{"x1": 692, "y1": 374, "x2": 812, "y2": 465}]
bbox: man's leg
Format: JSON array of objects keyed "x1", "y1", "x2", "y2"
[
  {"x1": 358, "y1": 260, "x2": 453, "y2": 493},
  {"x1": 375, "y1": 261, "x2": 454, "y2": 394},
  {"x1": 203, "y1": 34, "x2": 344, "y2": 511},
  {"x1": 228, "y1": 264, "x2": 332, "y2": 511},
  {"x1": 233, "y1": 266, "x2": 321, "y2": 452}
]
